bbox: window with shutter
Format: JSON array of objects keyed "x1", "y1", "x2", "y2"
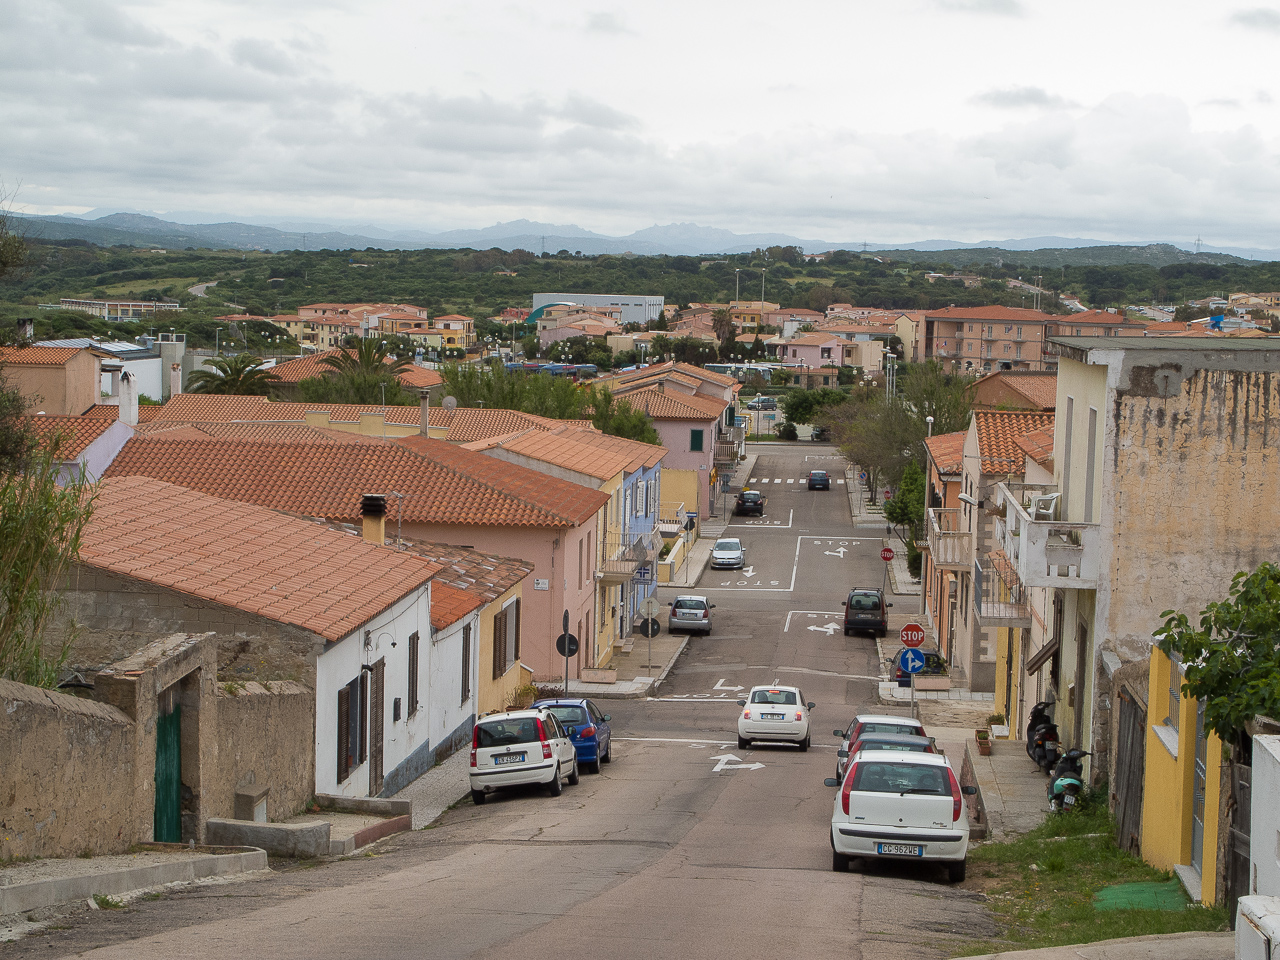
[
  {"x1": 461, "y1": 624, "x2": 472, "y2": 704},
  {"x1": 492, "y1": 609, "x2": 507, "y2": 679},
  {"x1": 369, "y1": 659, "x2": 385, "y2": 796},
  {"x1": 337, "y1": 685, "x2": 351, "y2": 783},
  {"x1": 512, "y1": 597, "x2": 521, "y2": 662},
  {"x1": 407, "y1": 631, "x2": 420, "y2": 717},
  {"x1": 357, "y1": 672, "x2": 368, "y2": 765}
]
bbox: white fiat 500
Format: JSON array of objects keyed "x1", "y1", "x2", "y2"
[
  {"x1": 736, "y1": 685, "x2": 814, "y2": 750},
  {"x1": 469, "y1": 708, "x2": 578, "y2": 805},
  {"x1": 825, "y1": 751, "x2": 973, "y2": 882}
]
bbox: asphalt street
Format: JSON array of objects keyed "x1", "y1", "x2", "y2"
[{"x1": 6, "y1": 445, "x2": 998, "y2": 960}]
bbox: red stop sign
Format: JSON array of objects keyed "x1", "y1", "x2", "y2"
[
  {"x1": 900, "y1": 624, "x2": 926, "y2": 648},
  {"x1": 880, "y1": 547, "x2": 895, "y2": 562}
]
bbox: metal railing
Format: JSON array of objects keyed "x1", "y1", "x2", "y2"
[
  {"x1": 926, "y1": 507, "x2": 970, "y2": 569},
  {"x1": 600, "y1": 528, "x2": 663, "y2": 583},
  {"x1": 973, "y1": 556, "x2": 1031, "y2": 627},
  {"x1": 993, "y1": 482, "x2": 1101, "y2": 589}
]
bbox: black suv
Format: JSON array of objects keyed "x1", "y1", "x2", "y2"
[
  {"x1": 842, "y1": 588, "x2": 891, "y2": 637},
  {"x1": 734, "y1": 490, "x2": 767, "y2": 516}
]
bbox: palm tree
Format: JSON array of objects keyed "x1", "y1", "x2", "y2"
[
  {"x1": 711, "y1": 308, "x2": 734, "y2": 342},
  {"x1": 186, "y1": 354, "x2": 282, "y2": 396},
  {"x1": 318, "y1": 339, "x2": 412, "y2": 378}
]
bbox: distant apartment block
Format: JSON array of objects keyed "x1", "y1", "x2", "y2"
[
  {"x1": 532, "y1": 293, "x2": 664, "y2": 326},
  {"x1": 58, "y1": 299, "x2": 182, "y2": 322}
]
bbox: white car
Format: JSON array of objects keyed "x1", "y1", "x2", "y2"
[
  {"x1": 469, "y1": 708, "x2": 579, "y2": 804},
  {"x1": 834, "y1": 714, "x2": 928, "y2": 780},
  {"x1": 737, "y1": 685, "x2": 813, "y2": 750},
  {"x1": 825, "y1": 751, "x2": 972, "y2": 882},
  {"x1": 710, "y1": 538, "x2": 745, "y2": 570}
]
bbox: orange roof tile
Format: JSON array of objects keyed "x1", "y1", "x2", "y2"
[
  {"x1": 468, "y1": 427, "x2": 658, "y2": 481},
  {"x1": 81, "y1": 404, "x2": 165, "y2": 422},
  {"x1": 1017, "y1": 427, "x2": 1055, "y2": 468},
  {"x1": 142, "y1": 394, "x2": 424, "y2": 426},
  {"x1": 404, "y1": 541, "x2": 533, "y2": 602},
  {"x1": 924, "y1": 430, "x2": 967, "y2": 476},
  {"x1": 429, "y1": 582, "x2": 485, "y2": 629},
  {"x1": 26, "y1": 415, "x2": 120, "y2": 458},
  {"x1": 82, "y1": 477, "x2": 441, "y2": 642},
  {"x1": 615, "y1": 385, "x2": 727, "y2": 421},
  {"x1": 973, "y1": 410, "x2": 1055, "y2": 474},
  {"x1": 105, "y1": 432, "x2": 608, "y2": 528},
  {"x1": 0, "y1": 345, "x2": 85, "y2": 365},
  {"x1": 268, "y1": 349, "x2": 442, "y2": 388},
  {"x1": 971, "y1": 371, "x2": 1058, "y2": 410}
]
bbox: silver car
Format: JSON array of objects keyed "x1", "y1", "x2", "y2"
[
  {"x1": 668, "y1": 595, "x2": 714, "y2": 635},
  {"x1": 710, "y1": 537, "x2": 745, "y2": 570}
]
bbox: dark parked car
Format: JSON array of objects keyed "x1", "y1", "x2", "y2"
[
  {"x1": 734, "y1": 490, "x2": 767, "y2": 516},
  {"x1": 532, "y1": 698, "x2": 613, "y2": 773},
  {"x1": 842, "y1": 587, "x2": 891, "y2": 637},
  {"x1": 896, "y1": 651, "x2": 947, "y2": 686},
  {"x1": 811, "y1": 425, "x2": 831, "y2": 442},
  {"x1": 807, "y1": 470, "x2": 830, "y2": 490},
  {"x1": 746, "y1": 396, "x2": 778, "y2": 410}
]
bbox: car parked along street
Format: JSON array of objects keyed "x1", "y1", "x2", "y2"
[
  {"x1": 469, "y1": 708, "x2": 579, "y2": 804},
  {"x1": 668, "y1": 595, "x2": 714, "y2": 634},
  {"x1": 532, "y1": 698, "x2": 613, "y2": 773}
]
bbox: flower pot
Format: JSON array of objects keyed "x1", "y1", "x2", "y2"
[{"x1": 975, "y1": 731, "x2": 992, "y2": 756}]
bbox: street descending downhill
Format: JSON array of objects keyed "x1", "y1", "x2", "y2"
[{"x1": 6, "y1": 445, "x2": 997, "y2": 960}]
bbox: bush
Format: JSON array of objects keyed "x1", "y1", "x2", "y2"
[
  {"x1": 906, "y1": 539, "x2": 922, "y2": 578},
  {"x1": 777, "y1": 422, "x2": 798, "y2": 441}
]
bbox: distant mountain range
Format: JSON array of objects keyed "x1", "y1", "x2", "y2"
[{"x1": 14, "y1": 211, "x2": 1271, "y2": 265}]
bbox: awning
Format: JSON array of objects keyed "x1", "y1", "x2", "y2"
[{"x1": 1025, "y1": 636, "x2": 1060, "y2": 675}]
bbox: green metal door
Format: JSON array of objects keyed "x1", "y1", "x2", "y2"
[{"x1": 154, "y1": 703, "x2": 181, "y2": 843}]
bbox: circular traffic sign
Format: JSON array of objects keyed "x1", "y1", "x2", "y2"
[
  {"x1": 555, "y1": 633, "x2": 579, "y2": 657},
  {"x1": 639, "y1": 597, "x2": 661, "y2": 620},
  {"x1": 880, "y1": 547, "x2": 895, "y2": 562},
  {"x1": 637, "y1": 618, "x2": 661, "y2": 638},
  {"x1": 900, "y1": 623, "x2": 926, "y2": 648},
  {"x1": 884, "y1": 489, "x2": 892, "y2": 500},
  {"x1": 899, "y1": 648, "x2": 926, "y2": 674}
]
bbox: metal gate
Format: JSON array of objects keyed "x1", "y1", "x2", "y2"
[
  {"x1": 154, "y1": 701, "x2": 181, "y2": 843},
  {"x1": 1191, "y1": 701, "x2": 1207, "y2": 873},
  {"x1": 1226, "y1": 762, "x2": 1252, "y2": 927},
  {"x1": 1113, "y1": 688, "x2": 1145, "y2": 854}
]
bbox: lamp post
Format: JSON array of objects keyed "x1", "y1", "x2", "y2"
[
  {"x1": 926, "y1": 415, "x2": 934, "y2": 438},
  {"x1": 214, "y1": 327, "x2": 223, "y2": 356},
  {"x1": 735, "y1": 268, "x2": 741, "y2": 305}
]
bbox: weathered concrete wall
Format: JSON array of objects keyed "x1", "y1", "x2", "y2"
[
  {"x1": 61, "y1": 565, "x2": 328, "y2": 682},
  {"x1": 212, "y1": 681, "x2": 315, "y2": 823},
  {"x1": 0, "y1": 680, "x2": 139, "y2": 860}
]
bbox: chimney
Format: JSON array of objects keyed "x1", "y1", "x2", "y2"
[
  {"x1": 17, "y1": 318, "x2": 34, "y2": 341},
  {"x1": 419, "y1": 389, "x2": 431, "y2": 435},
  {"x1": 118, "y1": 371, "x2": 139, "y2": 426},
  {"x1": 169, "y1": 362, "x2": 182, "y2": 397},
  {"x1": 361, "y1": 494, "x2": 386, "y2": 545}
]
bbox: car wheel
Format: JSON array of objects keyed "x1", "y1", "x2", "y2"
[
  {"x1": 601, "y1": 742, "x2": 612, "y2": 764},
  {"x1": 947, "y1": 860, "x2": 967, "y2": 883},
  {"x1": 471, "y1": 789, "x2": 486, "y2": 806},
  {"x1": 547, "y1": 764, "x2": 563, "y2": 796},
  {"x1": 843, "y1": 627, "x2": 851, "y2": 637},
  {"x1": 567, "y1": 758, "x2": 580, "y2": 786},
  {"x1": 799, "y1": 735, "x2": 810, "y2": 752},
  {"x1": 737, "y1": 735, "x2": 750, "y2": 750},
  {"x1": 832, "y1": 851, "x2": 850, "y2": 872},
  {"x1": 588, "y1": 758, "x2": 602, "y2": 774}
]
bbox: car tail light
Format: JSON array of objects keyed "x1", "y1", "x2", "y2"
[
  {"x1": 795, "y1": 711, "x2": 803, "y2": 721},
  {"x1": 470, "y1": 725, "x2": 480, "y2": 767},
  {"x1": 580, "y1": 725, "x2": 596, "y2": 738},
  {"x1": 851, "y1": 723, "x2": 864, "y2": 742},
  {"x1": 743, "y1": 710, "x2": 751, "y2": 720},
  {"x1": 542, "y1": 741, "x2": 553, "y2": 759},
  {"x1": 841, "y1": 763, "x2": 858, "y2": 816},
  {"x1": 947, "y1": 766, "x2": 963, "y2": 822},
  {"x1": 699, "y1": 610, "x2": 708, "y2": 619},
  {"x1": 536, "y1": 717, "x2": 553, "y2": 759}
]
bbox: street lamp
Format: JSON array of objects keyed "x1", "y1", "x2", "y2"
[
  {"x1": 926, "y1": 416, "x2": 934, "y2": 437},
  {"x1": 214, "y1": 327, "x2": 223, "y2": 356}
]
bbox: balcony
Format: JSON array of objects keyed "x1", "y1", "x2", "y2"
[
  {"x1": 599, "y1": 529, "x2": 663, "y2": 584},
  {"x1": 926, "y1": 508, "x2": 971, "y2": 569},
  {"x1": 657, "y1": 501, "x2": 689, "y2": 538},
  {"x1": 973, "y1": 554, "x2": 1031, "y2": 628},
  {"x1": 993, "y1": 482, "x2": 1101, "y2": 590}
]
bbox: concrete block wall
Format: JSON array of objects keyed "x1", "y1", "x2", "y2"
[
  {"x1": 0, "y1": 679, "x2": 140, "y2": 860},
  {"x1": 213, "y1": 681, "x2": 315, "y2": 822}
]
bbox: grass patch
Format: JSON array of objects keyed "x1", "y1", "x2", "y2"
[
  {"x1": 91, "y1": 894, "x2": 124, "y2": 910},
  {"x1": 952, "y1": 802, "x2": 1227, "y2": 956}
]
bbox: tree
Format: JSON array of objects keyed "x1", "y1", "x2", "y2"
[
  {"x1": 781, "y1": 387, "x2": 846, "y2": 425},
  {"x1": 584, "y1": 386, "x2": 659, "y2": 444},
  {"x1": 898, "y1": 359, "x2": 972, "y2": 438},
  {"x1": 711, "y1": 308, "x2": 734, "y2": 342},
  {"x1": 826, "y1": 390, "x2": 916, "y2": 504},
  {"x1": 1154, "y1": 562, "x2": 1280, "y2": 745},
  {"x1": 0, "y1": 184, "x2": 27, "y2": 282},
  {"x1": 884, "y1": 460, "x2": 925, "y2": 542},
  {"x1": 186, "y1": 353, "x2": 282, "y2": 396},
  {"x1": 319, "y1": 339, "x2": 412, "y2": 378}
]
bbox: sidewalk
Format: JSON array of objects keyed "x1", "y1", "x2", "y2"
[{"x1": 962, "y1": 931, "x2": 1233, "y2": 960}]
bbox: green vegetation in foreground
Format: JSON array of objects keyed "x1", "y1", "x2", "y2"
[{"x1": 952, "y1": 803, "x2": 1227, "y2": 957}]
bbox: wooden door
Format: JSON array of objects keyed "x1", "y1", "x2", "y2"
[{"x1": 154, "y1": 701, "x2": 181, "y2": 843}]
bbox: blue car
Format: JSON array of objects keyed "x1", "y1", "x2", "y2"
[{"x1": 532, "y1": 698, "x2": 613, "y2": 773}]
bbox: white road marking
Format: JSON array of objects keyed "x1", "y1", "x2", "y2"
[
  {"x1": 807, "y1": 622, "x2": 839, "y2": 635},
  {"x1": 711, "y1": 753, "x2": 765, "y2": 772},
  {"x1": 783, "y1": 610, "x2": 846, "y2": 631},
  {"x1": 837, "y1": 479, "x2": 846, "y2": 484},
  {"x1": 824, "y1": 546, "x2": 848, "y2": 558},
  {"x1": 713, "y1": 678, "x2": 744, "y2": 693},
  {"x1": 740, "y1": 565, "x2": 756, "y2": 577},
  {"x1": 786, "y1": 478, "x2": 795, "y2": 484}
]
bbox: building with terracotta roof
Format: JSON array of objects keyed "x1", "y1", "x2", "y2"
[
  {"x1": 28, "y1": 413, "x2": 135, "y2": 482},
  {"x1": 266, "y1": 348, "x2": 444, "y2": 401},
  {"x1": 464, "y1": 424, "x2": 666, "y2": 667},
  {"x1": 728, "y1": 300, "x2": 780, "y2": 335},
  {"x1": 0, "y1": 344, "x2": 103, "y2": 416},
  {"x1": 763, "y1": 307, "x2": 826, "y2": 338},
  {"x1": 62, "y1": 476, "x2": 466, "y2": 809},
  {"x1": 919, "y1": 306, "x2": 1060, "y2": 375},
  {"x1": 969, "y1": 371, "x2": 1058, "y2": 411}
]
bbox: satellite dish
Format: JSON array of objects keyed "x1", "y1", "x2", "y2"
[{"x1": 442, "y1": 396, "x2": 457, "y2": 411}]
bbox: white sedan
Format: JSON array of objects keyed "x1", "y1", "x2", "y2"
[
  {"x1": 825, "y1": 751, "x2": 972, "y2": 882},
  {"x1": 737, "y1": 685, "x2": 813, "y2": 750}
]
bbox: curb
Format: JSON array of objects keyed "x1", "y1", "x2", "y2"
[{"x1": 0, "y1": 845, "x2": 267, "y2": 917}]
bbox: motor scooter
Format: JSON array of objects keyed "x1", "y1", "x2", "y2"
[
  {"x1": 1025, "y1": 701, "x2": 1060, "y2": 774},
  {"x1": 1048, "y1": 748, "x2": 1090, "y2": 812}
]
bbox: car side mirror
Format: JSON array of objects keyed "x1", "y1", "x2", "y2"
[
  {"x1": 807, "y1": 702, "x2": 815, "y2": 710},
  {"x1": 962, "y1": 786, "x2": 978, "y2": 796},
  {"x1": 709, "y1": 604, "x2": 716, "y2": 609},
  {"x1": 736, "y1": 699, "x2": 746, "y2": 706},
  {"x1": 837, "y1": 749, "x2": 848, "y2": 758},
  {"x1": 833, "y1": 729, "x2": 844, "y2": 737},
  {"x1": 602, "y1": 715, "x2": 611, "y2": 722},
  {"x1": 824, "y1": 778, "x2": 839, "y2": 787},
  {"x1": 886, "y1": 602, "x2": 893, "y2": 608},
  {"x1": 667, "y1": 602, "x2": 673, "y2": 607},
  {"x1": 841, "y1": 601, "x2": 847, "y2": 607}
]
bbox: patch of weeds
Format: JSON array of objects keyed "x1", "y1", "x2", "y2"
[
  {"x1": 141, "y1": 892, "x2": 165, "y2": 902},
  {"x1": 77, "y1": 848, "x2": 94, "y2": 859},
  {"x1": 92, "y1": 894, "x2": 124, "y2": 910},
  {"x1": 952, "y1": 807, "x2": 1228, "y2": 957},
  {"x1": 0, "y1": 854, "x2": 38, "y2": 867}
]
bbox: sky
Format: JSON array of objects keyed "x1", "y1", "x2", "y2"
[{"x1": 3, "y1": 0, "x2": 1280, "y2": 248}]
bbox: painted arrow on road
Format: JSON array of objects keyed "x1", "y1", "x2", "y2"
[
  {"x1": 710, "y1": 753, "x2": 766, "y2": 772},
  {"x1": 740, "y1": 565, "x2": 756, "y2": 577},
  {"x1": 807, "y1": 622, "x2": 839, "y2": 635},
  {"x1": 713, "y1": 678, "x2": 744, "y2": 693},
  {"x1": 824, "y1": 547, "x2": 847, "y2": 558}
]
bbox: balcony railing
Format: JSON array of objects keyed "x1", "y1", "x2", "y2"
[
  {"x1": 993, "y1": 482, "x2": 1101, "y2": 589},
  {"x1": 926, "y1": 507, "x2": 971, "y2": 569},
  {"x1": 657, "y1": 500, "x2": 689, "y2": 538},
  {"x1": 600, "y1": 528, "x2": 663, "y2": 583},
  {"x1": 973, "y1": 554, "x2": 1031, "y2": 628}
]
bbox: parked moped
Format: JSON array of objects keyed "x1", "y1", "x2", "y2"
[
  {"x1": 1047, "y1": 748, "x2": 1091, "y2": 812},
  {"x1": 1025, "y1": 701, "x2": 1060, "y2": 774}
]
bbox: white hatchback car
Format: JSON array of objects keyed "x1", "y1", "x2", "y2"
[
  {"x1": 825, "y1": 751, "x2": 973, "y2": 882},
  {"x1": 469, "y1": 708, "x2": 579, "y2": 804},
  {"x1": 737, "y1": 685, "x2": 814, "y2": 750}
]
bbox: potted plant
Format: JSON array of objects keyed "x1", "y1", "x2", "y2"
[
  {"x1": 987, "y1": 713, "x2": 1009, "y2": 740},
  {"x1": 975, "y1": 729, "x2": 992, "y2": 756}
]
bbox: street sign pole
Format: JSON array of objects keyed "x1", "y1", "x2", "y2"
[{"x1": 562, "y1": 609, "x2": 570, "y2": 695}]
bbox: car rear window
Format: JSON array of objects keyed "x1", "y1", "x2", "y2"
[
  {"x1": 741, "y1": 492, "x2": 762, "y2": 501},
  {"x1": 811, "y1": 471, "x2": 827, "y2": 478},
  {"x1": 673, "y1": 598, "x2": 706, "y2": 611},
  {"x1": 848, "y1": 762, "x2": 949, "y2": 794},
  {"x1": 849, "y1": 594, "x2": 881, "y2": 611},
  {"x1": 547, "y1": 706, "x2": 588, "y2": 726},
  {"x1": 476, "y1": 717, "x2": 541, "y2": 747},
  {"x1": 750, "y1": 689, "x2": 798, "y2": 705},
  {"x1": 854, "y1": 740, "x2": 927, "y2": 753}
]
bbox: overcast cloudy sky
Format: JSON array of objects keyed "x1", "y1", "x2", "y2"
[{"x1": 3, "y1": 0, "x2": 1280, "y2": 247}]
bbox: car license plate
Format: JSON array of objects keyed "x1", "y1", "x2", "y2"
[
  {"x1": 762, "y1": 713, "x2": 784, "y2": 720},
  {"x1": 494, "y1": 753, "x2": 525, "y2": 765},
  {"x1": 1063, "y1": 793, "x2": 1076, "y2": 806},
  {"x1": 877, "y1": 843, "x2": 923, "y2": 857}
]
